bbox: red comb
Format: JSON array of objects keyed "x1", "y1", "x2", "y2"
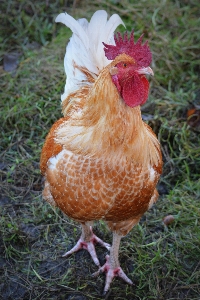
[{"x1": 103, "y1": 31, "x2": 152, "y2": 67}]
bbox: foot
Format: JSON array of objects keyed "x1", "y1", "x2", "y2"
[
  {"x1": 92, "y1": 255, "x2": 133, "y2": 294},
  {"x1": 62, "y1": 230, "x2": 111, "y2": 267}
]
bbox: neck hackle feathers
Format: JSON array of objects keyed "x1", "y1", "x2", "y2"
[{"x1": 103, "y1": 31, "x2": 152, "y2": 67}]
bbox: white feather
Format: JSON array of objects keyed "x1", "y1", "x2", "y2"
[
  {"x1": 48, "y1": 149, "x2": 73, "y2": 171},
  {"x1": 55, "y1": 10, "x2": 125, "y2": 101}
]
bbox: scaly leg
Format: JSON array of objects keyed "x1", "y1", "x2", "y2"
[
  {"x1": 93, "y1": 231, "x2": 133, "y2": 294},
  {"x1": 63, "y1": 222, "x2": 111, "y2": 267}
]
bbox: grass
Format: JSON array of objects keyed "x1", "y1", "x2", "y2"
[{"x1": 0, "y1": 0, "x2": 200, "y2": 299}]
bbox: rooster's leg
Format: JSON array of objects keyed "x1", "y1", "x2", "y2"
[
  {"x1": 62, "y1": 222, "x2": 111, "y2": 267},
  {"x1": 93, "y1": 232, "x2": 133, "y2": 294}
]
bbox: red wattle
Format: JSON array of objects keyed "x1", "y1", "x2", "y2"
[{"x1": 121, "y1": 74, "x2": 149, "y2": 107}]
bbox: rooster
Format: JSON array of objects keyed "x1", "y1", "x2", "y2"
[{"x1": 40, "y1": 10, "x2": 162, "y2": 294}]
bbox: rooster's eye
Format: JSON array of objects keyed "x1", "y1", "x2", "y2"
[{"x1": 123, "y1": 63, "x2": 127, "y2": 68}]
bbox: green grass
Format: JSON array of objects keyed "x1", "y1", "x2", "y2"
[{"x1": 0, "y1": 0, "x2": 200, "y2": 299}]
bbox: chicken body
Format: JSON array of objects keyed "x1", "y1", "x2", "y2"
[{"x1": 40, "y1": 11, "x2": 162, "y2": 294}]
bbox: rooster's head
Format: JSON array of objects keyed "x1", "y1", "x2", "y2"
[{"x1": 103, "y1": 32, "x2": 153, "y2": 108}]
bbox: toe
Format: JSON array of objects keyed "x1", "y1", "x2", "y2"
[
  {"x1": 87, "y1": 242, "x2": 100, "y2": 266},
  {"x1": 62, "y1": 239, "x2": 83, "y2": 257},
  {"x1": 92, "y1": 234, "x2": 111, "y2": 251},
  {"x1": 118, "y1": 269, "x2": 133, "y2": 285}
]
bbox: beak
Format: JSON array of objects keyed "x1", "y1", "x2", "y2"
[{"x1": 137, "y1": 66, "x2": 154, "y2": 76}]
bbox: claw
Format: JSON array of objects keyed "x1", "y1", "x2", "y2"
[
  {"x1": 92, "y1": 255, "x2": 133, "y2": 293},
  {"x1": 62, "y1": 231, "x2": 111, "y2": 267}
]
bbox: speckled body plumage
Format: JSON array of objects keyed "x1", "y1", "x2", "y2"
[{"x1": 43, "y1": 148, "x2": 159, "y2": 224}]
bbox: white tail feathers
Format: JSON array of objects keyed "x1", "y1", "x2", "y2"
[{"x1": 55, "y1": 10, "x2": 125, "y2": 101}]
